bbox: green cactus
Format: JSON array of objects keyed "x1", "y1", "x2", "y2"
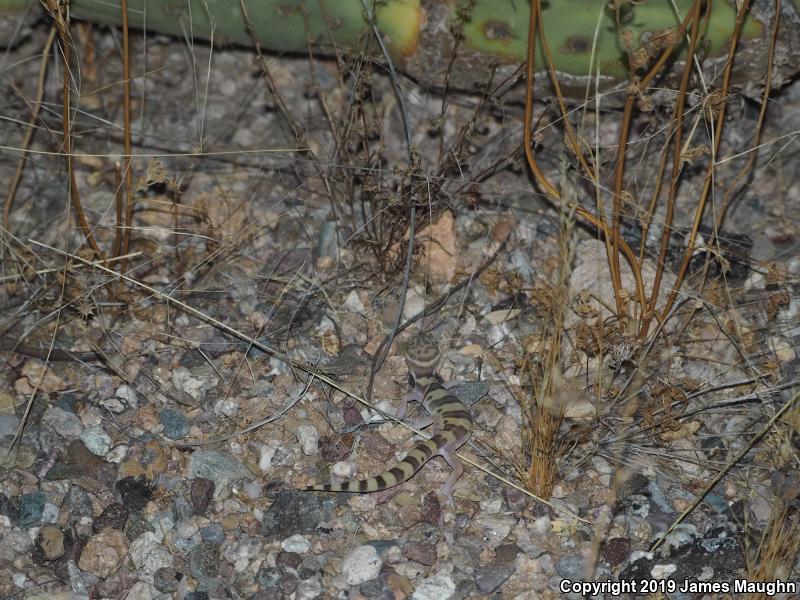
[{"x1": 2, "y1": 0, "x2": 798, "y2": 91}]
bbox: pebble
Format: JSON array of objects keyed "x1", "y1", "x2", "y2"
[
  {"x1": 78, "y1": 528, "x2": 129, "y2": 578},
  {"x1": 190, "y1": 478, "x2": 215, "y2": 515},
  {"x1": 332, "y1": 460, "x2": 357, "y2": 478},
  {"x1": 41, "y1": 502, "x2": 59, "y2": 523},
  {"x1": 0, "y1": 414, "x2": 20, "y2": 439},
  {"x1": 187, "y1": 450, "x2": 253, "y2": 499},
  {"x1": 188, "y1": 541, "x2": 222, "y2": 583},
  {"x1": 602, "y1": 537, "x2": 631, "y2": 566},
  {"x1": 153, "y1": 566, "x2": 181, "y2": 593},
  {"x1": 261, "y1": 490, "x2": 339, "y2": 537},
  {"x1": 159, "y1": 408, "x2": 189, "y2": 440},
  {"x1": 296, "y1": 425, "x2": 319, "y2": 456},
  {"x1": 129, "y1": 532, "x2": 174, "y2": 582},
  {"x1": 115, "y1": 384, "x2": 138, "y2": 408},
  {"x1": 412, "y1": 572, "x2": 456, "y2": 600},
  {"x1": 475, "y1": 562, "x2": 515, "y2": 594},
  {"x1": 41, "y1": 405, "x2": 84, "y2": 439},
  {"x1": 281, "y1": 533, "x2": 311, "y2": 554},
  {"x1": 297, "y1": 577, "x2": 323, "y2": 600},
  {"x1": 81, "y1": 425, "x2": 113, "y2": 455},
  {"x1": 94, "y1": 503, "x2": 129, "y2": 533},
  {"x1": 213, "y1": 399, "x2": 238, "y2": 418},
  {"x1": 17, "y1": 491, "x2": 45, "y2": 527},
  {"x1": 258, "y1": 443, "x2": 278, "y2": 471},
  {"x1": 402, "y1": 541, "x2": 437, "y2": 566},
  {"x1": 124, "y1": 581, "x2": 164, "y2": 600},
  {"x1": 556, "y1": 554, "x2": 585, "y2": 579},
  {"x1": 116, "y1": 476, "x2": 155, "y2": 511},
  {"x1": 200, "y1": 523, "x2": 225, "y2": 544},
  {"x1": 35, "y1": 524, "x2": 66, "y2": 561},
  {"x1": 475, "y1": 514, "x2": 513, "y2": 541},
  {"x1": 341, "y1": 544, "x2": 382, "y2": 586}
]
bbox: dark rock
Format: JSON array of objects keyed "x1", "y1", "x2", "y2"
[
  {"x1": 18, "y1": 491, "x2": 45, "y2": 527},
  {"x1": 0, "y1": 493, "x2": 19, "y2": 521},
  {"x1": 504, "y1": 486, "x2": 528, "y2": 512},
  {"x1": 495, "y1": 543, "x2": 522, "y2": 563},
  {"x1": 276, "y1": 551, "x2": 302, "y2": 569},
  {"x1": 123, "y1": 511, "x2": 154, "y2": 540},
  {"x1": 115, "y1": 476, "x2": 154, "y2": 511},
  {"x1": 475, "y1": 561, "x2": 515, "y2": 594},
  {"x1": 188, "y1": 542, "x2": 221, "y2": 583},
  {"x1": 621, "y1": 522, "x2": 743, "y2": 584},
  {"x1": 602, "y1": 537, "x2": 631, "y2": 566},
  {"x1": 257, "y1": 567, "x2": 298, "y2": 596},
  {"x1": 261, "y1": 490, "x2": 340, "y2": 537},
  {"x1": 93, "y1": 503, "x2": 129, "y2": 533},
  {"x1": 159, "y1": 408, "x2": 189, "y2": 440},
  {"x1": 402, "y1": 541, "x2": 437, "y2": 566},
  {"x1": 190, "y1": 478, "x2": 215, "y2": 515},
  {"x1": 153, "y1": 566, "x2": 182, "y2": 593},
  {"x1": 184, "y1": 592, "x2": 210, "y2": 600}
]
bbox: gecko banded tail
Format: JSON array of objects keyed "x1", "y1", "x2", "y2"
[{"x1": 305, "y1": 435, "x2": 445, "y2": 493}]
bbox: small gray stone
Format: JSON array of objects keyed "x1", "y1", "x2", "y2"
[
  {"x1": 159, "y1": 408, "x2": 189, "y2": 440},
  {"x1": 556, "y1": 554, "x2": 585, "y2": 579},
  {"x1": 187, "y1": 450, "x2": 252, "y2": 499},
  {"x1": 200, "y1": 523, "x2": 225, "y2": 545},
  {"x1": 81, "y1": 425, "x2": 112, "y2": 456},
  {"x1": 41, "y1": 405, "x2": 84, "y2": 439},
  {"x1": 0, "y1": 414, "x2": 20, "y2": 439},
  {"x1": 475, "y1": 561, "x2": 514, "y2": 594},
  {"x1": 129, "y1": 532, "x2": 173, "y2": 582}
]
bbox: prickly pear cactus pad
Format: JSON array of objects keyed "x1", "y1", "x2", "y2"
[{"x1": 3, "y1": 0, "x2": 799, "y2": 96}]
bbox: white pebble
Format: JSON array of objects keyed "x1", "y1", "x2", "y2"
[
  {"x1": 281, "y1": 534, "x2": 311, "y2": 554},
  {"x1": 412, "y1": 572, "x2": 456, "y2": 600},
  {"x1": 259, "y1": 444, "x2": 278, "y2": 471},
  {"x1": 332, "y1": 461, "x2": 357, "y2": 478},
  {"x1": 214, "y1": 399, "x2": 238, "y2": 418},
  {"x1": 341, "y1": 544, "x2": 382, "y2": 586},
  {"x1": 115, "y1": 384, "x2": 138, "y2": 408},
  {"x1": 296, "y1": 425, "x2": 319, "y2": 456},
  {"x1": 80, "y1": 425, "x2": 112, "y2": 456}
]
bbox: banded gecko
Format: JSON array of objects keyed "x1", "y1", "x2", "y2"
[{"x1": 305, "y1": 335, "x2": 472, "y2": 504}]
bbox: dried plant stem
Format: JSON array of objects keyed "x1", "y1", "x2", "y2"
[{"x1": 2, "y1": 26, "x2": 57, "y2": 231}]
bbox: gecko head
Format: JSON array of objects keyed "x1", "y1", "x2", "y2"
[{"x1": 404, "y1": 334, "x2": 440, "y2": 375}]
